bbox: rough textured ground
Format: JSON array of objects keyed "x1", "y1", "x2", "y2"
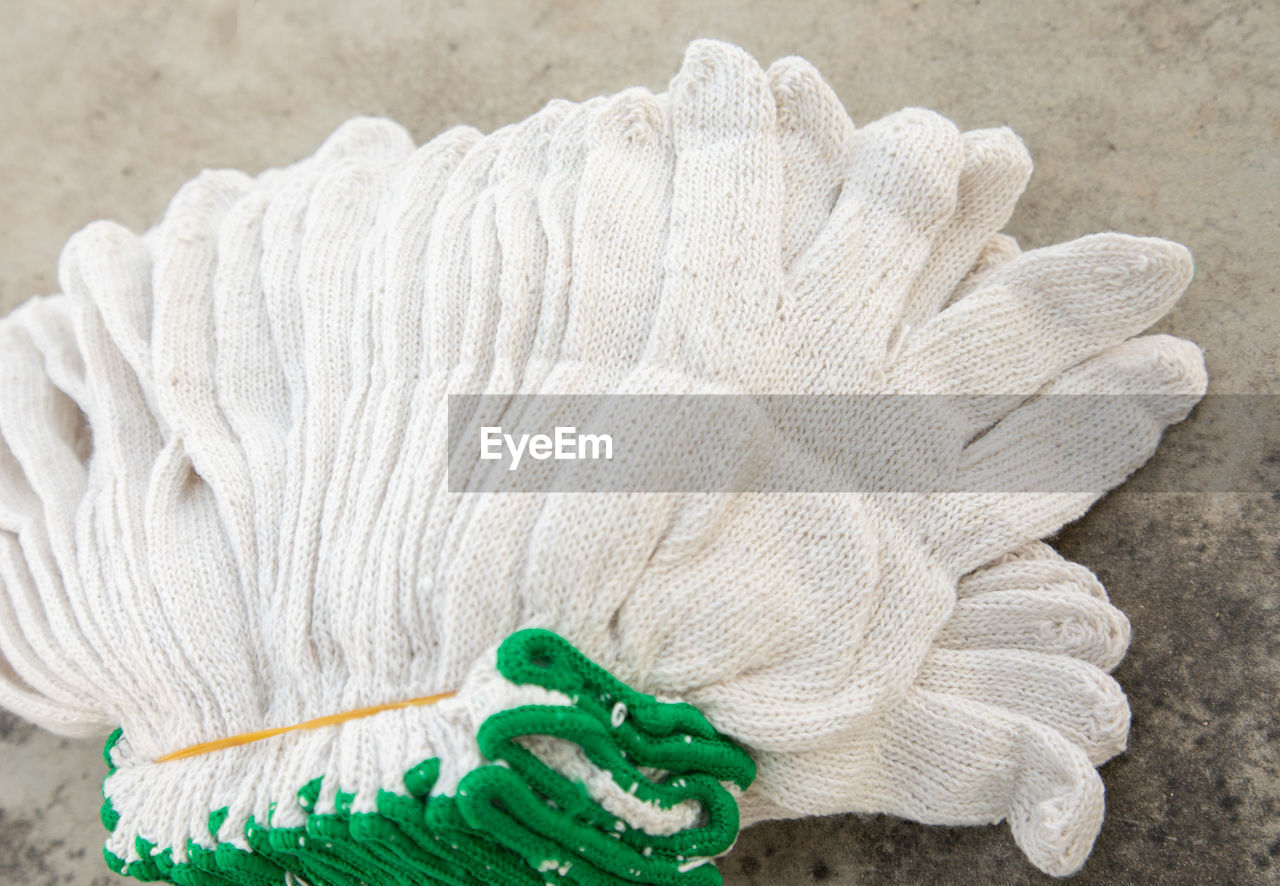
[{"x1": 0, "y1": 1, "x2": 1276, "y2": 883}]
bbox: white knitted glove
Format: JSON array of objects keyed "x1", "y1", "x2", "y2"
[
  {"x1": 0, "y1": 294, "x2": 108, "y2": 736},
  {"x1": 680, "y1": 55, "x2": 1187, "y2": 880},
  {"x1": 53, "y1": 90, "x2": 765, "y2": 885},
  {"x1": 0, "y1": 39, "x2": 1201, "y2": 886},
  {"x1": 770, "y1": 47, "x2": 1135, "y2": 732},
  {"x1": 666, "y1": 49, "x2": 1197, "y2": 877},
  {"x1": 413, "y1": 41, "x2": 1204, "y2": 879},
  {"x1": 728, "y1": 58, "x2": 1148, "y2": 877}
]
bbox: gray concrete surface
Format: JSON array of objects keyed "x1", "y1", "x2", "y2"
[{"x1": 0, "y1": 1, "x2": 1276, "y2": 883}]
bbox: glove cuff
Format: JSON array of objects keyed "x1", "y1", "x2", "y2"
[{"x1": 101, "y1": 629, "x2": 756, "y2": 885}]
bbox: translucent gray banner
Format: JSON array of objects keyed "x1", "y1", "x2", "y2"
[{"x1": 446, "y1": 395, "x2": 1277, "y2": 493}]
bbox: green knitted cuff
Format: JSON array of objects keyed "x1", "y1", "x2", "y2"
[{"x1": 102, "y1": 629, "x2": 756, "y2": 885}]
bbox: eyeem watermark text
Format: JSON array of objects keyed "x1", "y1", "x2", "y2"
[
  {"x1": 480, "y1": 426, "x2": 614, "y2": 471},
  {"x1": 448, "y1": 394, "x2": 1277, "y2": 492}
]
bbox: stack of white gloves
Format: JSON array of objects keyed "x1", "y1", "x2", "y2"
[{"x1": 0, "y1": 40, "x2": 1204, "y2": 883}]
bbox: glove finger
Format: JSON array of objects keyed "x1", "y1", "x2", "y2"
[
  {"x1": 487, "y1": 101, "x2": 572, "y2": 388},
  {"x1": 744, "y1": 687, "x2": 1106, "y2": 877},
  {"x1": 140, "y1": 440, "x2": 264, "y2": 756},
  {"x1": 0, "y1": 308, "x2": 87, "y2": 531},
  {"x1": 891, "y1": 234, "x2": 1193, "y2": 435},
  {"x1": 898, "y1": 127, "x2": 1032, "y2": 328},
  {"x1": 451, "y1": 189, "x2": 502, "y2": 389},
  {"x1": 561, "y1": 88, "x2": 671, "y2": 375},
  {"x1": 958, "y1": 550, "x2": 1109, "y2": 601},
  {"x1": 424, "y1": 126, "x2": 509, "y2": 376},
  {"x1": 148, "y1": 166, "x2": 271, "y2": 737},
  {"x1": 319, "y1": 159, "x2": 408, "y2": 700},
  {"x1": 950, "y1": 231, "x2": 1021, "y2": 304},
  {"x1": 376, "y1": 125, "x2": 482, "y2": 381},
  {"x1": 151, "y1": 169, "x2": 259, "y2": 603},
  {"x1": 918, "y1": 647, "x2": 1130, "y2": 763},
  {"x1": 416, "y1": 128, "x2": 517, "y2": 677},
  {"x1": 356, "y1": 121, "x2": 483, "y2": 642},
  {"x1": 57, "y1": 226, "x2": 175, "y2": 718},
  {"x1": 256, "y1": 116, "x2": 394, "y2": 190},
  {"x1": 789, "y1": 107, "x2": 963, "y2": 373},
  {"x1": 0, "y1": 313, "x2": 106, "y2": 724},
  {"x1": 151, "y1": 167, "x2": 253, "y2": 419},
  {"x1": 767, "y1": 55, "x2": 854, "y2": 272},
  {"x1": 51, "y1": 222, "x2": 154, "y2": 404},
  {"x1": 938, "y1": 589, "x2": 1130, "y2": 672},
  {"x1": 930, "y1": 333, "x2": 1206, "y2": 573},
  {"x1": 14, "y1": 295, "x2": 90, "y2": 415},
  {"x1": 881, "y1": 688, "x2": 1107, "y2": 877},
  {"x1": 526, "y1": 97, "x2": 605, "y2": 387},
  {"x1": 255, "y1": 119, "x2": 412, "y2": 396},
  {"x1": 0, "y1": 532, "x2": 102, "y2": 722},
  {"x1": 999, "y1": 538, "x2": 1063, "y2": 562},
  {"x1": 259, "y1": 141, "x2": 365, "y2": 684},
  {"x1": 298, "y1": 132, "x2": 411, "y2": 401},
  {"x1": 649, "y1": 39, "x2": 782, "y2": 373},
  {"x1": 338, "y1": 126, "x2": 484, "y2": 691},
  {"x1": 311, "y1": 115, "x2": 414, "y2": 174},
  {"x1": 0, "y1": 634, "x2": 103, "y2": 735},
  {"x1": 297, "y1": 146, "x2": 410, "y2": 690},
  {"x1": 428, "y1": 128, "x2": 561, "y2": 686},
  {"x1": 212, "y1": 188, "x2": 287, "y2": 605},
  {"x1": 442, "y1": 95, "x2": 671, "y2": 678},
  {"x1": 343, "y1": 123, "x2": 518, "y2": 698}
]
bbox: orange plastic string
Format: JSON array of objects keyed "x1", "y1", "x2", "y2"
[{"x1": 155, "y1": 691, "x2": 458, "y2": 762}]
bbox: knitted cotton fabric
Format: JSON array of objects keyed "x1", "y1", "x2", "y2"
[{"x1": 0, "y1": 40, "x2": 1204, "y2": 884}]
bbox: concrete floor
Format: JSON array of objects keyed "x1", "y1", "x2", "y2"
[{"x1": 0, "y1": 1, "x2": 1276, "y2": 883}]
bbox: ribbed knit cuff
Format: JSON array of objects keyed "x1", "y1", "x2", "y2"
[{"x1": 100, "y1": 629, "x2": 756, "y2": 885}]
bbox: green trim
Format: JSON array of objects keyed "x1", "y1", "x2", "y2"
[{"x1": 101, "y1": 629, "x2": 755, "y2": 884}]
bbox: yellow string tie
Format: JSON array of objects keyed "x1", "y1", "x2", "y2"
[{"x1": 155, "y1": 691, "x2": 458, "y2": 763}]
